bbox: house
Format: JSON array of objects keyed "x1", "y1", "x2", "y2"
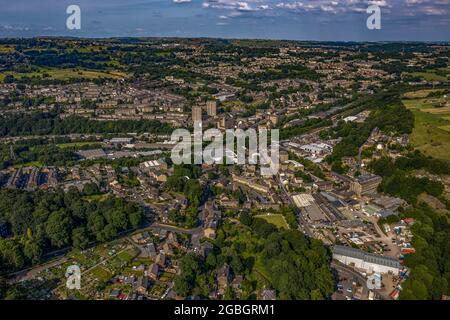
[
  {"x1": 162, "y1": 242, "x2": 174, "y2": 256},
  {"x1": 261, "y1": 288, "x2": 276, "y2": 300},
  {"x1": 167, "y1": 232, "x2": 179, "y2": 247},
  {"x1": 217, "y1": 264, "x2": 231, "y2": 296},
  {"x1": 109, "y1": 289, "x2": 121, "y2": 299},
  {"x1": 149, "y1": 263, "x2": 159, "y2": 280},
  {"x1": 147, "y1": 243, "x2": 157, "y2": 258},
  {"x1": 136, "y1": 276, "x2": 149, "y2": 294},
  {"x1": 156, "y1": 251, "x2": 166, "y2": 267}
]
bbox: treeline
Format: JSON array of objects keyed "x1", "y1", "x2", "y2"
[
  {"x1": 0, "y1": 112, "x2": 173, "y2": 137},
  {"x1": 24, "y1": 49, "x2": 111, "y2": 70},
  {"x1": 400, "y1": 204, "x2": 450, "y2": 299},
  {"x1": 174, "y1": 215, "x2": 334, "y2": 300},
  {"x1": 369, "y1": 153, "x2": 446, "y2": 204},
  {"x1": 0, "y1": 139, "x2": 78, "y2": 169},
  {"x1": 0, "y1": 189, "x2": 144, "y2": 273},
  {"x1": 280, "y1": 118, "x2": 332, "y2": 139},
  {"x1": 370, "y1": 151, "x2": 450, "y2": 177},
  {"x1": 240, "y1": 64, "x2": 321, "y2": 83}
]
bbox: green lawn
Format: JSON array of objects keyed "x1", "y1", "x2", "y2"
[
  {"x1": 57, "y1": 141, "x2": 101, "y2": 149},
  {"x1": 91, "y1": 266, "x2": 112, "y2": 282},
  {"x1": 254, "y1": 214, "x2": 290, "y2": 229},
  {"x1": 83, "y1": 194, "x2": 110, "y2": 202},
  {"x1": 403, "y1": 97, "x2": 450, "y2": 161},
  {"x1": 13, "y1": 161, "x2": 44, "y2": 168}
]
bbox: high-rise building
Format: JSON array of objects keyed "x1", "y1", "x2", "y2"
[
  {"x1": 192, "y1": 106, "x2": 202, "y2": 123},
  {"x1": 206, "y1": 100, "x2": 217, "y2": 117}
]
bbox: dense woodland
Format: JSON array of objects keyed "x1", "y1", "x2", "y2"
[
  {"x1": 399, "y1": 204, "x2": 450, "y2": 299},
  {"x1": 0, "y1": 111, "x2": 173, "y2": 137},
  {"x1": 0, "y1": 188, "x2": 144, "y2": 273},
  {"x1": 369, "y1": 150, "x2": 449, "y2": 299}
]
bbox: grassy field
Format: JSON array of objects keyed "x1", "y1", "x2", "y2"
[
  {"x1": 254, "y1": 214, "x2": 290, "y2": 229},
  {"x1": 83, "y1": 194, "x2": 110, "y2": 202},
  {"x1": 57, "y1": 141, "x2": 101, "y2": 149},
  {"x1": 409, "y1": 71, "x2": 448, "y2": 82},
  {"x1": 13, "y1": 161, "x2": 44, "y2": 168},
  {"x1": 403, "y1": 93, "x2": 450, "y2": 161},
  {"x1": 1, "y1": 67, "x2": 127, "y2": 81},
  {"x1": 403, "y1": 89, "x2": 446, "y2": 99}
]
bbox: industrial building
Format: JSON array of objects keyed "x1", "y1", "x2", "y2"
[
  {"x1": 332, "y1": 245, "x2": 400, "y2": 275},
  {"x1": 350, "y1": 174, "x2": 382, "y2": 197}
]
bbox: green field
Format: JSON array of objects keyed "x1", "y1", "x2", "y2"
[
  {"x1": 13, "y1": 161, "x2": 44, "y2": 168},
  {"x1": 409, "y1": 72, "x2": 448, "y2": 82},
  {"x1": 57, "y1": 141, "x2": 101, "y2": 149},
  {"x1": 403, "y1": 94, "x2": 450, "y2": 161},
  {"x1": 1, "y1": 67, "x2": 127, "y2": 82},
  {"x1": 254, "y1": 214, "x2": 290, "y2": 229},
  {"x1": 83, "y1": 194, "x2": 110, "y2": 202}
]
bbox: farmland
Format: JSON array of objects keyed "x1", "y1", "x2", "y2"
[{"x1": 402, "y1": 91, "x2": 450, "y2": 161}]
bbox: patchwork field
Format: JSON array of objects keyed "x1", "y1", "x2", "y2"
[{"x1": 403, "y1": 93, "x2": 450, "y2": 161}]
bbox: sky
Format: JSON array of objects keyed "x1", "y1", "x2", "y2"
[{"x1": 0, "y1": 0, "x2": 449, "y2": 41}]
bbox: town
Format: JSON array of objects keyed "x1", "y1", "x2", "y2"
[{"x1": 0, "y1": 38, "x2": 449, "y2": 301}]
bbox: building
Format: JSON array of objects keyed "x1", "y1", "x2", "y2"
[
  {"x1": 231, "y1": 174, "x2": 269, "y2": 194},
  {"x1": 217, "y1": 115, "x2": 234, "y2": 130},
  {"x1": 261, "y1": 288, "x2": 276, "y2": 300},
  {"x1": 279, "y1": 150, "x2": 289, "y2": 163},
  {"x1": 217, "y1": 264, "x2": 231, "y2": 296},
  {"x1": 149, "y1": 263, "x2": 159, "y2": 280},
  {"x1": 332, "y1": 245, "x2": 400, "y2": 275},
  {"x1": 206, "y1": 100, "x2": 217, "y2": 117},
  {"x1": 76, "y1": 149, "x2": 107, "y2": 160},
  {"x1": 109, "y1": 137, "x2": 134, "y2": 145},
  {"x1": 350, "y1": 174, "x2": 382, "y2": 197},
  {"x1": 192, "y1": 106, "x2": 202, "y2": 123}
]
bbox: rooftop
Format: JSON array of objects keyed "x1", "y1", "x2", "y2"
[{"x1": 333, "y1": 245, "x2": 400, "y2": 269}]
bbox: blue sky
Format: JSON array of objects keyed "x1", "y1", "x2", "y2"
[{"x1": 0, "y1": 0, "x2": 449, "y2": 41}]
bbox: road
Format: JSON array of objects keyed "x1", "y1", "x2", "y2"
[
  {"x1": 331, "y1": 261, "x2": 369, "y2": 300},
  {"x1": 275, "y1": 173, "x2": 314, "y2": 237}
]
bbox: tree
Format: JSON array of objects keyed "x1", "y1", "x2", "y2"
[
  {"x1": 72, "y1": 227, "x2": 89, "y2": 249},
  {"x1": 83, "y1": 183, "x2": 100, "y2": 195},
  {"x1": 22, "y1": 239, "x2": 43, "y2": 264},
  {"x1": 45, "y1": 210, "x2": 71, "y2": 248},
  {"x1": 239, "y1": 211, "x2": 252, "y2": 226}
]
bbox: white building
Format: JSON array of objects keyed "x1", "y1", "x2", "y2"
[{"x1": 332, "y1": 245, "x2": 400, "y2": 275}]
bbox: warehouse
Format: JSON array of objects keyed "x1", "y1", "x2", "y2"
[{"x1": 332, "y1": 245, "x2": 400, "y2": 275}]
